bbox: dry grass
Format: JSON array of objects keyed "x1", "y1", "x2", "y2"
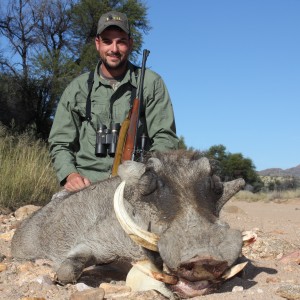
[
  {"x1": 0, "y1": 124, "x2": 60, "y2": 211},
  {"x1": 233, "y1": 188, "x2": 300, "y2": 202},
  {"x1": 1, "y1": 123, "x2": 299, "y2": 211}
]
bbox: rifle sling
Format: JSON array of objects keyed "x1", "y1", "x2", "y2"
[{"x1": 85, "y1": 70, "x2": 94, "y2": 123}]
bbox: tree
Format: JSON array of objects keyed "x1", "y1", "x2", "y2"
[
  {"x1": 178, "y1": 135, "x2": 195, "y2": 151},
  {"x1": 0, "y1": 0, "x2": 38, "y2": 78},
  {"x1": 159, "y1": 136, "x2": 264, "y2": 192},
  {"x1": 178, "y1": 135, "x2": 187, "y2": 149},
  {"x1": 0, "y1": 0, "x2": 40, "y2": 129},
  {"x1": 0, "y1": 0, "x2": 75, "y2": 136},
  {"x1": 31, "y1": 0, "x2": 79, "y2": 137},
  {"x1": 204, "y1": 144, "x2": 263, "y2": 192},
  {"x1": 205, "y1": 144, "x2": 227, "y2": 162},
  {"x1": 0, "y1": 0, "x2": 150, "y2": 138}
]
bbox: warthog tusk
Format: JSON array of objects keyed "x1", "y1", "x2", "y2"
[
  {"x1": 222, "y1": 261, "x2": 248, "y2": 280},
  {"x1": 126, "y1": 261, "x2": 176, "y2": 299},
  {"x1": 132, "y1": 260, "x2": 178, "y2": 285},
  {"x1": 114, "y1": 181, "x2": 159, "y2": 252}
]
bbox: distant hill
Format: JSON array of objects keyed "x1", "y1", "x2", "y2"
[{"x1": 258, "y1": 164, "x2": 300, "y2": 177}]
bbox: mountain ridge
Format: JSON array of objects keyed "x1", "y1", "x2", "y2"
[{"x1": 258, "y1": 164, "x2": 300, "y2": 177}]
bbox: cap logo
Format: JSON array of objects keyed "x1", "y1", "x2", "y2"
[{"x1": 106, "y1": 15, "x2": 122, "y2": 22}]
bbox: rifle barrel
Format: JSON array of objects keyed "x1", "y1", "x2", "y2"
[{"x1": 132, "y1": 49, "x2": 150, "y2": 160}]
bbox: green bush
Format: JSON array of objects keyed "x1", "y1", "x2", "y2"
[{"x1": 0, "y1": 124, "x2": 60, "y2": 211}]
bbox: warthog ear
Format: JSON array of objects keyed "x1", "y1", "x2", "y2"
[
  {"x1": 118, "y1": 161, "x2": 146, "y2": 185},
  {"x1": 146, "y1": 158, "x2": 163, "y2": 173},
  {"x1": 194, "y1": 157, "x2": 211, "y2": 176}
]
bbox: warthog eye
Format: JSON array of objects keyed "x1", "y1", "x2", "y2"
[{"x1": 210, "y1": 175, "x2": 223, "y2": 195}]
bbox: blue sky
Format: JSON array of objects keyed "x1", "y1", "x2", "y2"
[{"x1": 142, "y1": 0, "x2": 300, "y2": 171}]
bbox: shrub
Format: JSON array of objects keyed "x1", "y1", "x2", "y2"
[{"x1": 0, "y1": 124, "x2": 60, "y2": 211}]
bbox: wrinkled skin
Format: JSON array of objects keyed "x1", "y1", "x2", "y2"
[{"x1": 12, "y1": 150, "x2": 245, "y2": 298}]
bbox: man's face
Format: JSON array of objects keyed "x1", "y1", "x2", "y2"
[{"x1": 95, "y1": 27, "x2": 133, "y2": 73}]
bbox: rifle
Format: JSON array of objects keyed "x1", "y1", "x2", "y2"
[{"x1": 111, "y1": 49, "x2": 150, "y2": 176}]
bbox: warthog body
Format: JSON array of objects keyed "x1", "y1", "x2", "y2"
[{"x1": 12, "y1": 150, "x2": 245, "y2": 298}]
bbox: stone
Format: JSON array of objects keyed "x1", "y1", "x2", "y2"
[
  {"x1": 70, "y1": 288, "x2": 105, "y2": 300},
  {"x1": 276, "y1": 284, "x2": 300, "y2": 300},
  {"x1": 99, "y1": 282, "x2": 131, "y2": 298},
  {"x1": 0, "y1": 230, "x2": 14, "y2": 241},
  {"x1": 17, "y1": 261, "x2": 35, "y2": 272},
  {"x1": 279, "y1": 250, "x2": 300, "y2": 264},
  {"x1": 0, "y1": 262, "x2": 7, "y2": 272},
  {"x1": 232, "y1": 286, "x2": 244, "y2": 292},
  {"x1": 75, "y1": 282, "x2": 92, "y2": 292},
  {"x1": 34, "y1": 275, "x2": 54, "y2": 285},
  {"x1": 14, "y1": 205, "x2": 40, "y2": 221},
  {"x1": 0, "y1": 253, "x2": 6, "y2": 262}
]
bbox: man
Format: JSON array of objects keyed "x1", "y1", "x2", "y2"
[{"x1": 49, "y1": 11, "x2": 179, "y2": 192}]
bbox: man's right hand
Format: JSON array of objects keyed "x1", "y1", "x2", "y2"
[{"x1": 64, "y1": 173, "x2": 91, "y2": 192}]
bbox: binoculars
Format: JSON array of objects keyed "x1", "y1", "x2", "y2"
[{"x1": 95, "y1": 123, "x2": 121, "y2": 157}]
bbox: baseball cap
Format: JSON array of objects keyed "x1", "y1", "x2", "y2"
[{"x1": 97, "y1": 11, "x2": 130, "y2": 35}]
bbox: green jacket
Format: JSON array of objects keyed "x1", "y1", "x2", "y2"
[{"x1": 49, "y1": 61, "x2": 179, "y2": 185}]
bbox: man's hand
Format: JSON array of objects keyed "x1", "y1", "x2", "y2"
[{"x1": 64, "y1": 173, "x2": 91, "y2": 192}]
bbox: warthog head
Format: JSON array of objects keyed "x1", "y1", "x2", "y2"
[{"x1": 116, "y1": 150, "x2": 245, "y2": 297}]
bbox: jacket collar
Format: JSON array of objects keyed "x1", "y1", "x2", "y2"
[{"x1": 94, "y1": 61, "x2": 139, "y2": 89}]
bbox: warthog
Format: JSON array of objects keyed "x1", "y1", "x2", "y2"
[{"x1": 12, "y1": 150, "x2": 245, "y2": 298}]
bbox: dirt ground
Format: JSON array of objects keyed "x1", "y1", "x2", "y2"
[
  {"x1": 0, "y1": 198, "x2": 299, "y2": 300},
  {"x1": 200, "y1": 198, "x2": 300, "y2": 300}
]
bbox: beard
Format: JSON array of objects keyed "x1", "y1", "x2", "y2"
[{"x1": 101, "y1": 52, "x2": 128, "y2": 72}]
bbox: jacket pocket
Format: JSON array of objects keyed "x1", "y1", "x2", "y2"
[{"x1": 112, "y1": 99, "x2": 130, "y2": 124}]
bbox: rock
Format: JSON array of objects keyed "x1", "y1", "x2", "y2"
[
  {"x1": 0, "y1": 230, "x2": 15, "y2": 241},
  {"x1": 14, "y1": 205, "x2": 40, "y2": 221},
  {"x1": 69, "y1": 288, "x2": 105, "y2": 300},
  {"x1": 75, "y1": 282, "x2": 92, "y2": 292},
  {"x1": 279, "y1": 250, "x2": 300, "y2": 264},
  {"x1": 99, "y1": 282, "x2": 131, "y2": 297},
  {"x1": 0, "y1": 262, "x2": 7, "y2": 272},
  {"x1": 16, "y1": 260, "x2": 56, "y2": 286},
  {"x1": 17, "y1": 261, "x2": 36, "y2": 272},
  {"x1": 232, "y1": 286, "x2": 244, "y2": 292},
  {"x1": 266, "y1": 276, "x2": 281, "y2": 283},
  {"x1": 242, "y1": 232, "x2": 299, "y2": 260},
  {"x1": 0, "y1": 253, "x2": 6, "y2": 261},
  {"x1": 34, "y1": 275, "x2": 54, "y2": 285},
  {"x1": 276, "y1": 284, "x2": 300, "y2": 300},
  {"x1": 34, "y1": 259, "x2": 53, "y2": 267}
]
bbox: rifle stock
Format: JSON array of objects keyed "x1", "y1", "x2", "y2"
[
  {"x1": 111, "y1": 117, "x2": 130, "y2": 176},
  {"x1": 111, "y1": 49, "x2": 150, "y2": 176},
  {"x1": 121, "y1": 98, "x2": 140, "y2": 161}
]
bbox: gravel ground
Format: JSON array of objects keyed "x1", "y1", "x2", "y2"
[{"x1": 0, "y1": 198, "x2": 299, "y2": 300}]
